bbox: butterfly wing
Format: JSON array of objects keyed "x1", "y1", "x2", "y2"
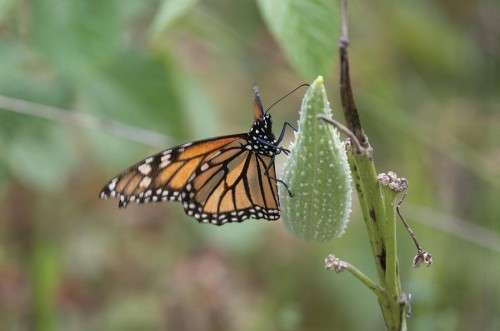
[
  {"x1": 99, "y1": 134, "x2": 247, "y2": 208},
  {"x1": 182, "y1": 149, "x2": 280, "y2": 225}
]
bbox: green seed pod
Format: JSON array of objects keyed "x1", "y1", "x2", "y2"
[{"x1": 279, "y1": 76, "x2": 352, "y2": 242}]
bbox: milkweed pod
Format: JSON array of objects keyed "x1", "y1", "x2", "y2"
[{"x1": 279, "y1": 76, "x2": 352, "y2": 242}]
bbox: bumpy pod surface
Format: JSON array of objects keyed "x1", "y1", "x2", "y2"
[{"x1": 279, "y1": 76, "x2": 352, "y2": 242}]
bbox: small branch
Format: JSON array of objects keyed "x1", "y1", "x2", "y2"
[
  {"x1": 378, "y1": 172, "x2": 433, "y2": 267},
  {"x1": 0, "y1": 95, "x2": 172, "y2": 148},
  {"x1": 317, "y1": 115, "x2": 362, "y2": 148},
  {"x1": 397, "y1": 193, "x2": 432, "y2": 267},
  {"x1": 325, "y1": 254, "x2": 385, "y2": 300},
  {"x1": 396, "y1": 191, "x2": 421, "y2": 251},
  {"x1": 317, "y1": 114, "x2": 372, "y2": 156}
]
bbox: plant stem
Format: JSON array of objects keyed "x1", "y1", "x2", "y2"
[
  {"x1": 381, "y1": 187, "x2": 405, "y2": 329},
  {"x1": 346, "y1": 261, "x2": 386, "y2": 300},
  {"x1": 347, "y1": 151, "x2": 387, "y2": 282},
  {"x1": 334, "y1": 1, "x2": 407, "y2": 330},
  {"x1": 325, "y1": 254, "x2": 386, "y2": 301}
]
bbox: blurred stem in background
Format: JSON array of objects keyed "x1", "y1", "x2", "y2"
[
  {"x1": 4, "y1": 185, "x2": 59, "y2": 330},
  {"x1": 31, "y1": 228, "x2": 59, "y2": 331}
]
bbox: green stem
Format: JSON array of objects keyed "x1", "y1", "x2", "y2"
[
  {"x1": 344, "y1": 261, "x2": 386, "y2": 301},
  {"x1": 347, "y1": 151, "x2": 398, "y2": 330},
  {"x1": 335, "y1": 1, "x2": 407, "y2": 329},
  {"x1": 347, "y1": 151, "x2": 387, "y2": 282},
  {"x1": 382, "y1": 187, "x2": 405, "y2": 330}
]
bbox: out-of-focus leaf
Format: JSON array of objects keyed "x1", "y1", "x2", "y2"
[
  {"x1": 257, "y1": 0, "x2": 339, "y2": 78},
  {"x1": 386, "y1": 2, "x2": 478, "y2": 81},
  {"x1": 174, "y1": 70, "x2": 221, "y2": 138},
  {"x1": 79, "y1": 50, "x2": 189, "y2": 139},
  {"x1": 0, "y1": 0, "x2": 15, "y2": 22},
  {"x1": 7, "y1": 127, "x2": 77, "y2": 192},
  {"x1": 0, "y1": 42, "x2": 71, "y2": 106},
  {"x1": 80, "y1": 47, "x2": 222, "y2": 170},
  {"x1": 150, "y1": 0, "x2": 199, "y2": 35},
  {"x1": 30, "y1": 0, "x2": 122, "y2": 82}
]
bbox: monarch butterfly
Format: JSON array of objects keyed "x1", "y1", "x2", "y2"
[{"x1": 100, "y1": 85, "x2": 306, "y2": 225}]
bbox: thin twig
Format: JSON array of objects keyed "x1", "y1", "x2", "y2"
[
  {"x1": 0, "y1": 95, "x2": 172, "y2": 148},
  {"x1": 377, "y1": 172, "x2": 423, "y2": 252},
  {"x1": 317, "y1": 114, "x2": 372, "y2": 156},
  {"x1": 394, "y1": 185, "x2": 432, "y2": 267},
  {"x1": 396, "y1": 191, "x2": 423, "y2": 252},
  {"x1": 325, "y1": 254, "x2": 385, "y2": 300},
  {"x1": 406, "y1": 204, "x2": 500, "y2": 254},
  {"x1": 345, "y1": 261, "x2": 386, "y2": 299}
]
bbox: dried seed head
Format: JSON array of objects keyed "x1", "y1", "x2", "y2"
[
  {"x1": 324, "y1": 254, "x2": 348, "y2": 273},
  {"x1": 413, "y1": 250, "x2": 433, "y2": 267},
  {"x1": 377, "y1": 171, "x2": 408, "y2": 193}
]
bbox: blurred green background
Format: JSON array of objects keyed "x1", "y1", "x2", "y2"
[{"x1": 1, "y1": 0, "x2": 499, "y2": 330}]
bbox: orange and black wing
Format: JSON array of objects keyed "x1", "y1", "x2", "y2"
[
  {"x1": 99, "y1": 134, "x2": 247, "y2": 208},
  {"x1": 182, "y1": 149, "x2": 280, "y2": 225}
]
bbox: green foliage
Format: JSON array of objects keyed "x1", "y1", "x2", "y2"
[
  {"x1": 151, "y1": 0, "x2": 200, "y2": 35},
  {"x1": 0, "y1": 1, "x2": 499, "y2": 330},
  {"x1": 7, "y1": 127, "x2": 77, "y2": 191},
  {"x1": 30, "y1": 0, "x2": 122, "y2": 81},
  {"x1": 280, "y1": 76, "x2": 352, "y2": 242},
  {"x1": 257, "y1": 0, "x2": 339, "y2": 78},
  {"x1": 0, "y1": 0, "x2": 219, "y2": 191},
  {"x1": 0, "y1": 0, "x2": 15, "y2": 22}
]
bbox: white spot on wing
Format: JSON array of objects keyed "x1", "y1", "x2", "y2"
[
  {"x1": 160, "y1": 161, "x2": 170, "y2": 168},
  {"x1": 108, "y1": 178, "x2": 118, "y2": 190},
  {"x1": 139, "y1": 176, "x2": 151, "y2": 188},
  {"x1": 138, "y1": 163, "x2": 152, "y2": 175}
]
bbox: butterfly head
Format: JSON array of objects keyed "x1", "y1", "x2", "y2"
[
  {"x1": 252, "y1": 86, "x2": 274, "y2": 136},
  {"x1": 248, "y1": 87, "x2": 276, "y2": 156}
]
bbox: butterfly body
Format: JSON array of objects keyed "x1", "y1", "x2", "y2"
[
  {"x1": 100, "y1": 87, "x2": 291, "y2": 225},
  {"x1": 245, "y1": 113, "x2": 278, "y2": 156}
]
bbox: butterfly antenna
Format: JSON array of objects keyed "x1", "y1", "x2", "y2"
[{"x1": 265, "y1": 83, "x2": 310, "y2": 113}]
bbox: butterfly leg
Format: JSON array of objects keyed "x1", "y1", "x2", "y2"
[
  {"x1": 263, "y1": 160, "x2": 293, "y2": 197},
  {"x1": 267, "y1": 175, "x2": 293, "y2": 197},
  {"x1": 256, "y1": 138, "x2": 290, "y2": 155},
  {"x1": 275, "y1": 121, "x2": 297, "y2": 145}
]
